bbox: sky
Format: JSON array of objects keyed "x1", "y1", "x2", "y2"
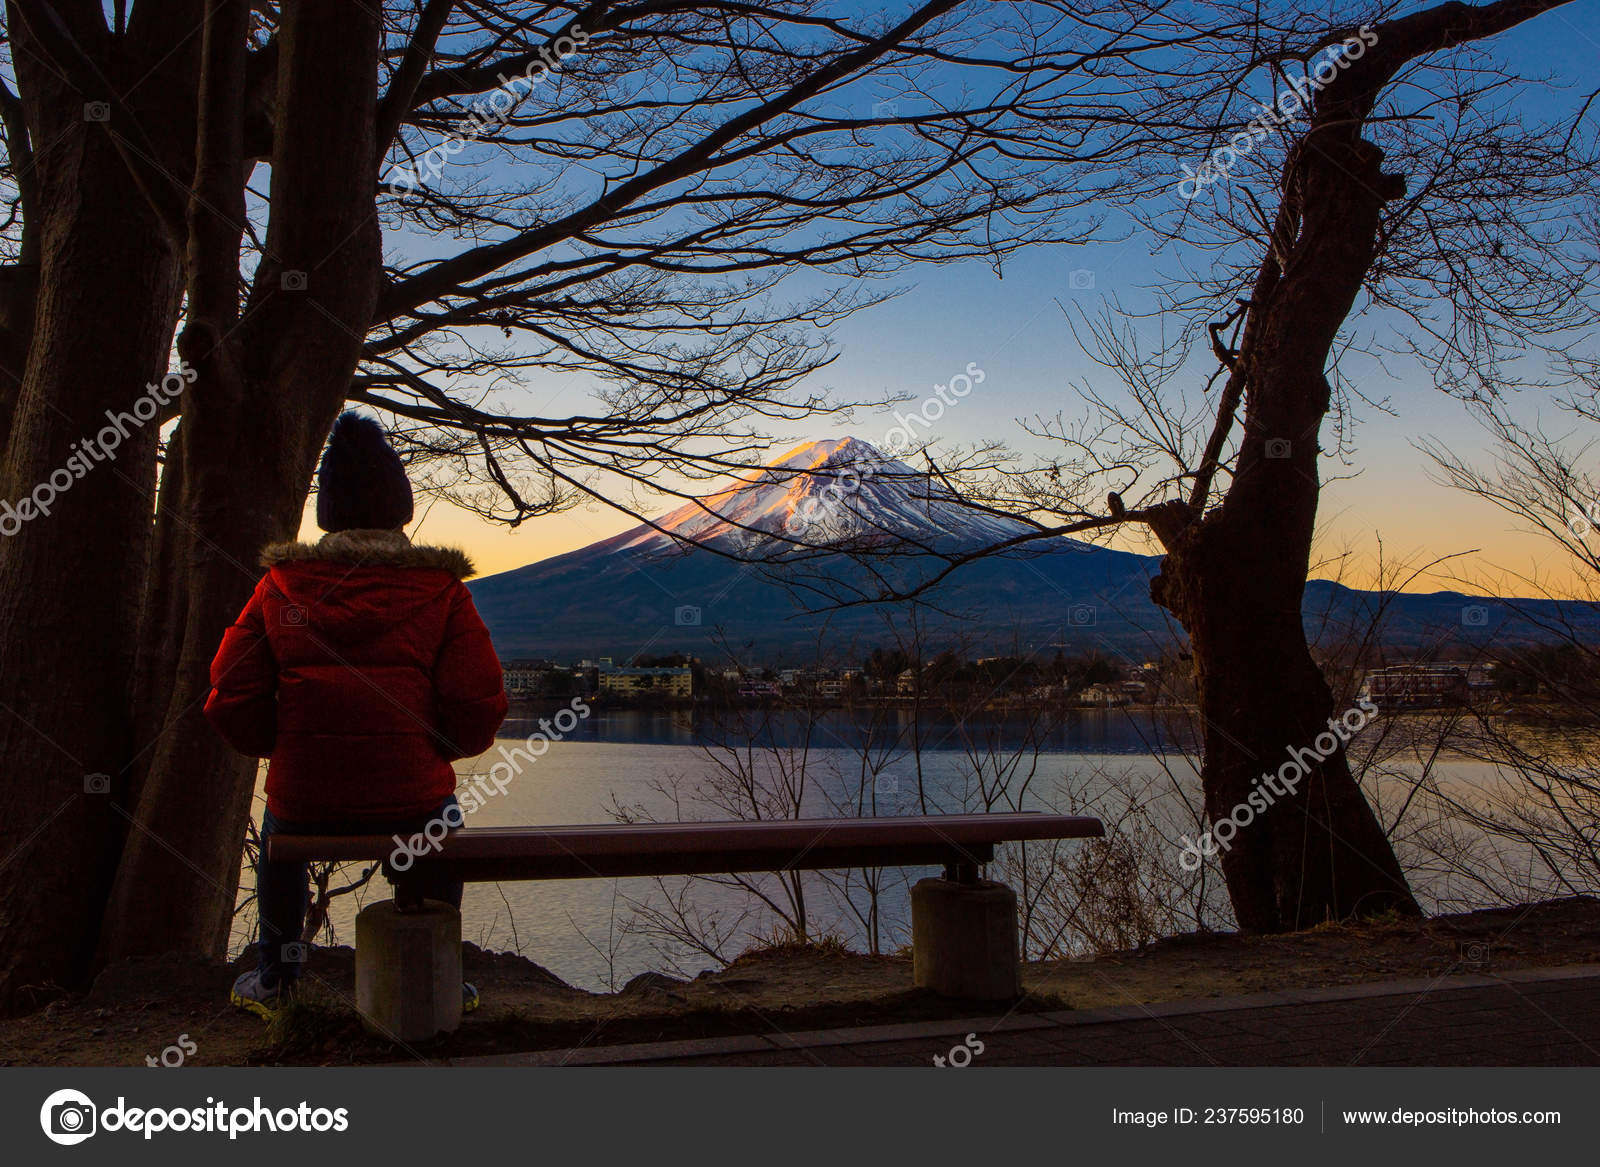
[
  {"x1": 397, "y1": 240, "x2": 1584, "y2": 594},
  {"x1": 306, "y1": 2, "x2": 1600, "y2": 599}
]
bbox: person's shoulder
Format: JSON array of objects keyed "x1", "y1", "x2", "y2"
[{"x1": 260, "y1": 531, "x2": 475, "y2": 580}]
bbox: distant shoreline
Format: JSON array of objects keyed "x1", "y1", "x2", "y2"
[
  {"x1": 504, "y1": 694, "x2": 1200, "y2": 714},
  {"x1": 502, "y1": 694, "x2": 1589, "y2": 728}
]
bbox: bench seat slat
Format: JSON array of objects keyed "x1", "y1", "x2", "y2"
[
  {"x1": 388, "y1": 842, "x2": 1007, "y2": 882},
  {"x1": 266, "y1": 812, "x2": 1103, "y2": 881}
]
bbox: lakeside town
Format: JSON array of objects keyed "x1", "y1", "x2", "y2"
[{"x1": 500, "y1": 652, "x2": 1523, "y2": 713}]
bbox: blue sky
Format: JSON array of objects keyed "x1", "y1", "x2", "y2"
[{"x1": 380, "y1": 2, "x2": 1600, "y2": 595}]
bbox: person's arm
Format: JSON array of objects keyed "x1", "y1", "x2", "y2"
[
  {"x1": 433, "y1": 581, "x2": 508, "y2": 759},
  {"x1": 203, "y1": 576, "x2": 279, "y2": 756}
]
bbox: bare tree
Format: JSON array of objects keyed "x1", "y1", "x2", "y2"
[
  {"x1": 1047, "y1": 0, "x2": 1597, "y2": 932},
  {"x1": 1098, "y1": 1, "x2": 1597, "y2": 932},
  {"x1": 781, "y1": 0, "x2": 1599, "y2": 931},
  {"x1": 1418, "y1": 357, "x2": 1600, "y2": 903},
  {"x1": 0, "y1": 0, "x2": 1215, "y2": 1008}
]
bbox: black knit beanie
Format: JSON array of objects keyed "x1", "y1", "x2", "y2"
[{"x1": 315, "y1": 412, "x2": 415, "y2": 533}]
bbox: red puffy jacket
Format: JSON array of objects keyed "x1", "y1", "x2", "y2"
[{"x1": 204, "y1": 530, "x2": 508, "y2": 823}]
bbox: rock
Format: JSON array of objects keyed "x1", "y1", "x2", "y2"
[
  {"x1": 459, "y1": 941, "x2": 573, "y2": 989},
  {"x1": 622, "y1": 971, "x2": 688, "y2": 996}
]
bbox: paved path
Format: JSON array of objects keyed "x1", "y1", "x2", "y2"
[{"x1": 450, "y1": 964, "x2": 1600, "y2": 1067}]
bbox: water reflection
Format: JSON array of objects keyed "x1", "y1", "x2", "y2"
[{"x1": 500, "y1": 705, "x2": 1201, "y2": 754}]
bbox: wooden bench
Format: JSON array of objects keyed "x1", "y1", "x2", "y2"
[{"x1": 269, "y1": 812, "x2": 1104, "y2": 1040}]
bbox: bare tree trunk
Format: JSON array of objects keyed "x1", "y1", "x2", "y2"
[
  {"x1": 1156, "y1": 500, "x2": 1418, "y2": 929},
  {"x1": 1151, "y1": 126, "x2": 1420, "y2": 929},
  {"x1": 1142, "y1": 0, "x2": 1580, "y2": 933},
  {"x1": 97, "y1": 0, "x2": 383, "y2": 964},
  {"x1": 0, "y1": 16, "x2": 185, "y2": 1005}
]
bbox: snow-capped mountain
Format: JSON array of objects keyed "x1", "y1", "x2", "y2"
[
  {"x1": 468, "y1": 436, "x2": 1591, "y2": 661},
  {"x1": 470, "y1": 435, "x2": 1157, "y2": 659},
  {"x1": 614, "y1": 437, "x2": 1036, "y2": 554}
]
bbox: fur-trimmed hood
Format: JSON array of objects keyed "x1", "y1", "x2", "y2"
[
  {"x1": 208, "y1": 524, "x2": 508, "y2": 824},
  {"x1": 260, "y1": 529, "x2": 475, "y2": 579}
]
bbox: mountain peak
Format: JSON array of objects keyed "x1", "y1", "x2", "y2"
[
  {"x1": 613, "y1": 435, "x2": 1030, "y2": 554},
  {"x1": 768, "y1": 436, "x2": 886, "y2": 470}
]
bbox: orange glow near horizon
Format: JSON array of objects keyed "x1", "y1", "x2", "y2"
[
  {"x1": 279, "y1": 469, "x2": 1593, "y2": 602},
  {"x1": 280, "y1": 421, "x2": 1595, "y2": 601}
]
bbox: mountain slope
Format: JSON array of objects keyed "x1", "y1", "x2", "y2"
[
  {"x1": 469, "y1": 438, "x2": 1600, "y2": 662},
  {"x1": 614, "y1": 436, "x2": 1040, "y2": 552}
]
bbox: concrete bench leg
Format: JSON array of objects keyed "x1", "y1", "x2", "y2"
[
  {"x1": 911, "y1": 877, "x2": 1021, "y2": 1001},
  {"x1": 355, "y1": 899, "x2": 463, "y2": 1042}
]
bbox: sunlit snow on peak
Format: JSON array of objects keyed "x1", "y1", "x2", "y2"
[{"x1": 615, "y1": 436, "x2": 1033, "y2": 554}]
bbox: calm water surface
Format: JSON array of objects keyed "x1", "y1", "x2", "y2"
[{"x1": 237, "y1": 707, "x2": 1500, "y2": 989}]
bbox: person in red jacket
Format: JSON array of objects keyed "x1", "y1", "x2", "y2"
[{"x1": 206, "y1": 412, "x2": 507, "y2": 1017}]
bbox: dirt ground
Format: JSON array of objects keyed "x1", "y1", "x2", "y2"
[{"x1": 4, "y1": 896, "x2": 1597, "y2": 1067}]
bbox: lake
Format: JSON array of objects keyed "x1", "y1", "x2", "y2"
[{"x1": 235, "y1": 706, "x2": 1515, "y2": 990}]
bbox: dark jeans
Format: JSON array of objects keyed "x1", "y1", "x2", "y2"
[{"x1": 255, "y1": 794, "x2": 463, "y2": 987}]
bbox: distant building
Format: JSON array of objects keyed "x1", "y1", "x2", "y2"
[
  {"x1": 1361, "y1": 664, "x2": 1471, "y2": 710},
  {"x1": 598, "y1": 666, "x2": 693, "y2": 698},
  {"x1": 1077, "y1": 683, "x2": 1129, "y2": 707},
  {"x1": 1465, "y1": 661, "x2": 1499, "y2": 695},
  {"x1": 502, "y1": 659, "x2": 558, "y2": 695}
]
